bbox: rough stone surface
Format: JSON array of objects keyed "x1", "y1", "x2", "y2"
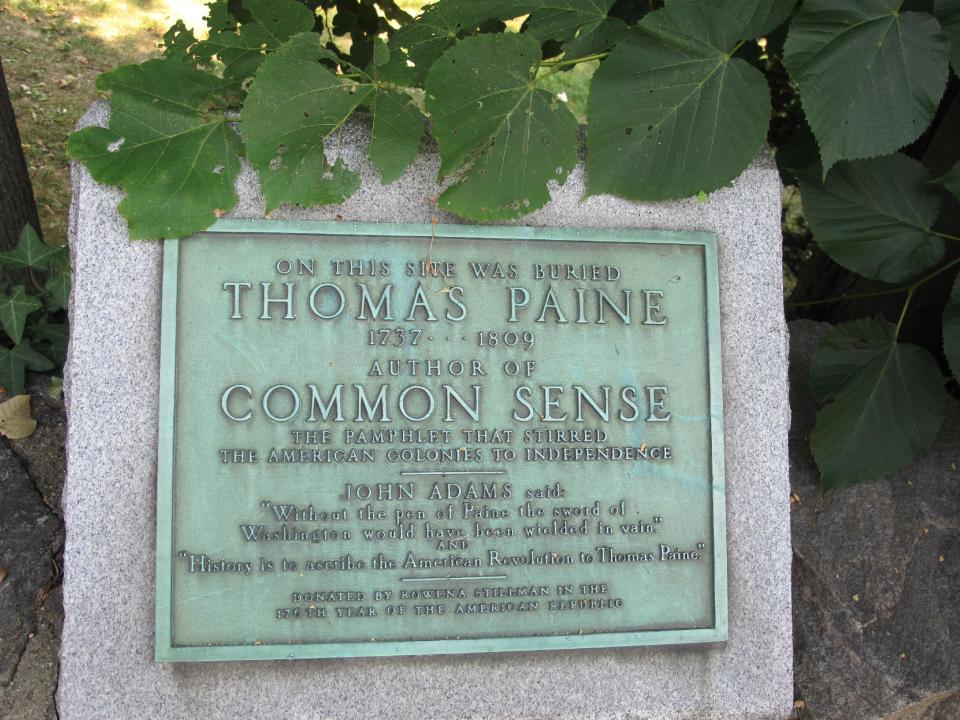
[
  {"x1": 59, "y1": 102, "x2": 792, "y2": 720},
  {"x1": 789, "y1": 320, "x2": 960, "y2": 720},
  {"x1": 0, "y1": 587, "x2": 63, "y2": 720},
  {"x1": 0, "y1": 438, "x2": 61, "y2": 686},
  {"x1": 879, "y1": 691, "x2": 960, "y2": 720}
]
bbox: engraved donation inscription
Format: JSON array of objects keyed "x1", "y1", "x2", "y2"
[{"x1": 155, "y1": 221, "x2": 727, "y2": 661}]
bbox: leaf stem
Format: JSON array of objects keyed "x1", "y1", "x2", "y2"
[
  {"x1": 933, "y1": 230, "x2": 960, "y2": 243},
  {"x1": 787, "y1": 256, "x2": 960, "y2": 308},
  {"x1": 27, "y1": 268, "x2": 45, "y2": 296},
  {"x1": 895, "y1": 285, "x2": 915, "y2": 339},
  {"x1": 539, "y1": 51, "x2": 610, "y2": 70}
]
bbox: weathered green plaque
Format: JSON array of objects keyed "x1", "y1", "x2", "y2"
[{"x1": 155, "y1": 220, "x2": 726, "y2": 661}]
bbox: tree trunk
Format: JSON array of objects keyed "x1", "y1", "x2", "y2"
[{"x1": 0, "y1": 57, "x2": 41, "y2": 252}]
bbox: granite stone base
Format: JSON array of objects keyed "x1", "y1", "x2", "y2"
[{"x1": 59, "y1": 103, "x2": 792, "y2": 719}]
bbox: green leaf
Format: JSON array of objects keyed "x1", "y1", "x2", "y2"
[
  {"x1": 0, "y1": 340, "x2": 53, "y2": 396},
  {"x1": 0, "y1": 286, "x2": 42, "y2": 345},
  {"x1": 364, "y1": 41, "x2": 424, "y2": 184},
  {"x1": 47, "y1": 376, "x2": 63, "y2": 402},
  {"x1": 193, "y1": 0, "x2": 315, "y2": 93},
  {"x1": 30, "y1": 316, "x2": 68, "y2": 366},
  {"x1": 243, "y1": 33, "x2": 420, "y2": 209},
  {"x1": 389, "y1": 2, "x2": 464, "y2": 83},
  {"x1": 934, "y1": 161, "x2": 960, "y2": 200},
  {"x1": 810, "y1": 317, "x2": 946, "y2": 489},
  {"x1": 716, "y1": 0, "x2": 798, "y2": 38},
  {"x1": 389, "y1": 1, "x2": 600, "y2": 82},
  {"x1": 0, "y1": 225, "x2": 62, "y2": 271},
  {"x1": 44, "y1": 252, "x2": 71, "y2": 312},
  {"x1": 945, "y1": 274, "x2": 960, "y2": 382},
  {"x1": 587, "y1": 1, "x2": 770, "y2": 201},
  {"x1": 425, "y1": 32, "x2": 578, "y2": 221},
  {"x1": 934, "y1": 0, "x2": 960, "y2": 73},
  {"x1": 783, "y1": 0, "x2": 950, "y2": 174},
  {"x1": 366, "y1": 87, "x2": 423, "y2": 185},
  {"x1": 67, "y1": 59, "x2": 243, "y2": 239},
  {"x1": 163, "y1": 20, "x2": 199, "y2": 65},
  {"x1": 520, "y1": 1, "x2": 617, "y2": 43},
  {"x1": 799, "y1": 154, "x2": 943, "y2": 283},
  {"x1": 562, "y1": 16, "x2": 627, "y2": 57}
]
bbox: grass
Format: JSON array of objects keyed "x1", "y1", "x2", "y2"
[
  {"x1": 1, "y1": 0, "x2": 207, "y2": 246},
  {"x1": 1, "y1": 0, "x2": 593, "y2": 247}
]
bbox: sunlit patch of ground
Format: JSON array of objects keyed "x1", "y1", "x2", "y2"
[
  {"x1": 1, "y1": 0, "x2": 209, "y2": 245},
  {"x1": 1, "y1": 0, "x2": 590, "y2": 246}
]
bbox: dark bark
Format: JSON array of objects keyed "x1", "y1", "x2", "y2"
[{"x1": 0, "y1": 57, "x2": 40, "y2": 252}]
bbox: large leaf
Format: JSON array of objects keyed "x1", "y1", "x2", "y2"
[
  {"x1": 365, "y1": 42, "x2": 425, "y2": 184},
  {"x1": 587, "y1": 0, "x2": 770, "y2": 201},
  {"x1": 0, "y1": 287, "x2": 42, "y2": 345},
  {"x1": 0, "y1": 225, "x2": 61, "y2": 271},
  {"x1": 934, "y1": 161, "x2": 960, "y2": 200},
  {"x1": 934, "y1": 0, "x2": 960, "y2": 73},
  {"x1": 162, "y1": 20, "x2": 200, "y2": 66},
  {"x1": 425, "y1": 32, "x2": 578, "y2": 220},
  {"x1": 520, "y1": 1, "x2": 617, "y2": 43},
  {"x1": 389, "y1": 2, "x2": 465, "y2": 83},
  {"x1": 562, "y1": 16, "x2": 628, "y2": 57},
  {"x1": 389, "y1": 1, "x2": 613, "y2": 81},
  {"x1": 799, "y1": 154, "x2": 943, "y2": 283},
  {"x1": 783, "y1": 0, "x2": 950, "y2": 174},
  {"x1": 242, "y1": 33, "x2": 422, "y2": 210},
  {"x1": 810, "y1": 317, "x2": 945, "y2": 489},
  {"x1": 946, "y1": 274, "x2": 960, "y2": 382},
  {"x1": 717, "y1": 0, "x2": 798, "y2": 39},
  {"x1": 0, "y1": 340, "x2": 52, "y2": 395},
  {"x1": 67, "y1": 60, "x2": 242, "y2": 239},
  {"x1": 30, "y1": 316, "x2": 68, "y2": 366},
  {"x1": 193, "y1": 0, "x2": 315, "y2": 94},
  {"x1": 44, "y1": 252, "x2": 71, "y2": 312}
]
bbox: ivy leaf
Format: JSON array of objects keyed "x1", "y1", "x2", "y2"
[
  {"x1": 67, "y1": 59, "x2": 243, "y2": 239},
  {"x1": 799, "y1": 154, "x2": 943, "y2": 283},
  {"x1": 30, "y1": 316, "x2": 68, "y2": 366},
  {"x1": 945, "y1": 274, "x2": 960, "y2": 382},
  {"x1": 0, "y1": 287, "x2": 42, "y2": 346},
  {"x1": 243, "y1": 33, "x2": 378, "y2": 211},
  {"x1": 587, "y1": 0, "x2": 770, "y2": 201},
  {"x1": 810, "y1": 317, "x2": 945, "y2": 489},
  {"x1": 0, "y1": 395, "x2": 36, "y2": 440},
  {"x1": 783, "y1": 0, "x2": 950, "y2": 175},
  {"x1": 933, "y1": 0, "x2": 960, "y2": 73},
  {"x1": 0, "y1": 225, "x2": 61, "y2": 271},
  {"x1": 0, "y1": 340, "x2": 53, "y2": 396},
  {"x1": 44, "y1": 252, "x2": 70, "y2": 312},
  {"x1": 425, "y1": 32, "x2": 578, "y2": 221},
  {"x1": 934, "y1": 161, "x2": 960, "y2": 200},
  {"x1": 193, "y1": 0, "x2": 315, "y2": 94}
]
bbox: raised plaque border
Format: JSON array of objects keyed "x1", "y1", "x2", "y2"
[{"x1": 154, "y1": 219, "x2": 727, "y2": 662}]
